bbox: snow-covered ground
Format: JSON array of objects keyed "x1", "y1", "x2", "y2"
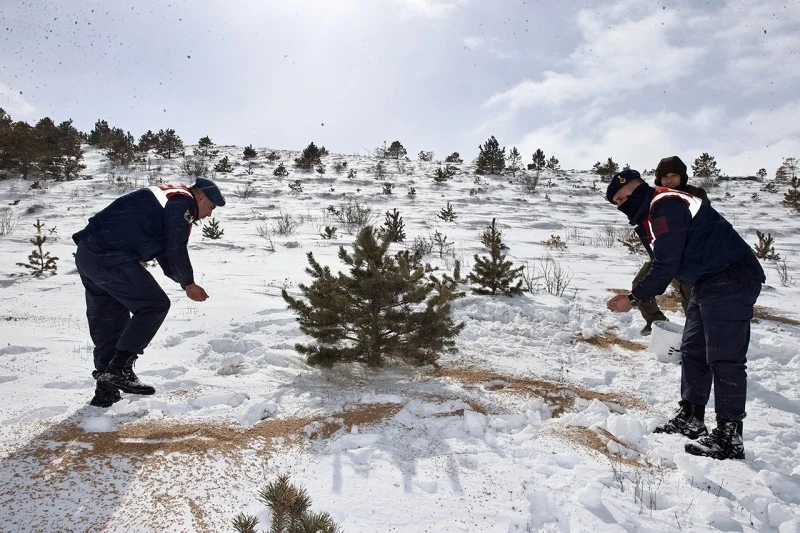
[{"x1": 1, "y1": 146, "x2": 799, "y2": 532}]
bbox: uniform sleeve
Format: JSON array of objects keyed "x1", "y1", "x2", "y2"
[
  {"x1": 631, "y1": 199, "x2": 692, "y2": 301},
  {"x1": 163, "y1": 196, "x2": 195, "y2": 288},
  {"x1": 154, "y1": 252, "x2": 176, "y2": 281}
]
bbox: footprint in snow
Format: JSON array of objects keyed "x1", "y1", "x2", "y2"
[
  {"x1": 0, "y1": 345, "x2": 45, "y2": 356},
  {"x1": 44, "y1": 379, "x2": 93, "y2": 390},
  {"x1": 163, "y1": 329, "x2": 205, "y2": 347},
  {"x1": 138, "y1": 366, "x2": 188, "y2": 379}
]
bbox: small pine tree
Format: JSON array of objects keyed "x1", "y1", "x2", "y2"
[
  {"x1": 437, "y1": 201, "x2": 457, "y2": 222},
  {"x1": 266, "y1": 151, "x2": 281, "y2": 162},
  {"x1": 17, "y1": 219, "x2": 58, "y2": 277},
  {"x1": 373, "y1": 161, "x2": 386, "y2": 180},
  {"x1": 433, "y1": 165, "x2": 456, "y2": 183},
  {"x1": 381, "y1": 182, "x2": 394, "y2": 195},
  {"x1": 243, "y1": 144, "x2": 257, "y2": 159},
  {"x1": 475, "y1": 136, "x2": 506, "y2": 175},
  {"x1": 288, "y1": 180, "x2": 303, "y2": 194},
  {"x1": 592, "y1": 157, "x2": 619, "y2": 182},
  {"x1": 138, "y1": 130, "x2": 159, "y2": 152},
  {"x1": 320, "y1": 226, "x2": 337, "y2": 239},
  {"x1": 783, "y1": 177, "x2": 800, "y2": 211},
  {"x1": 379, "y1": 208, "x2": 405, "y2": 242},
  {"x1": 776, "y1": 157, "x2": 799, "y2": 183},
  {"x1": 386, "y1": 140, "x2": 407, "y2": 159},
  {"x1": 281, "y1": 227, "x2": 464, "y2": 367},
  {"x1": 468, "y1": 218, "x2": 523, "y2": 296},
  {"x1": 213, "y1": 156, "x2": 234, "y2": 173},
  {"x1": 202, "y1": 218, "x2": 224, "y2": 239},
  {"x1": 274, "y1": 162, "x2": 289, "y2": 177},
  {"x1": 445, "y1": 152, "x2": 463, "y2": 164},
  {"x1": 155, "y1": 128, "x2": 184, "y2": 159},
  {"x1": 545, "y1": 155, "x2": 561, "y2": 172},
  {"x1": 106, "y1": 128, "x2": 137, "y2": 166},
  {"x1": 692, "y1": 152, "x2": 721, "y2": 181},
  {"x1": 196, "y1": 135, "x2": 214, "y2": 156},
  {"x1": 753, "y1": 230, "x2": 780, "y2": 260},
  {"x1": 418, "y1": 150, "x2": 434, "y2": 161},
  {"x1": 507, "y1": 147, "x2": 522, "y2": 176},
  {"x1": 295, "y1": 142, "x2": 322, "y2": 170},
  {"x1": 233, "y1": 475, "x2": 342, "y2": 533},
  {"x1": 756, "y1": 168, "x2": 767, "y2": 181},
  {"x1": 528, "y1": 149, "x2": 546, "y2": 174}
]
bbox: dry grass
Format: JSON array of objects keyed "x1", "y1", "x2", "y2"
[
  {"x1": 430, "y1": 367, "x2": 649, "y2": 417},
  {"x1": 555, "y1": 426, "x2": 646, "y2": 467},
  {"x1": 578, "y1": 333, "x2": 647, "y2": 352},
  {"x1": 754, "y1": 305, "x2": 800, "y2": 326}
]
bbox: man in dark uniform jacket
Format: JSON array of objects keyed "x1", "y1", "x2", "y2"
[
  {"x1": 605, "y1": 167, "x2": 764, "y2": 460},
  {"x1": 633, "y1": 156, "x2": 711, "y2": 334},
  {"x1": 72, "y1": 178, "x2": 225, "y2": 407}
]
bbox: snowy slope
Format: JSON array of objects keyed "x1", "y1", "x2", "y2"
[{"x1": 0, "y1": 146, "x2": 799, "y2": 532}]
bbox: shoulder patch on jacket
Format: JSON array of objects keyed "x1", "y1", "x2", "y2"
[
  {"x1": 651, "y1": 216, "x2": 669, "y2": 236},
  {"x1": 183, "y1": 209, "x2": 194, "y2": 225}
]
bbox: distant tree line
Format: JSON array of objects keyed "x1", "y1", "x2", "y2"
[{"x1": 0, "y1": 107, "x2": 84, "y2": 182}]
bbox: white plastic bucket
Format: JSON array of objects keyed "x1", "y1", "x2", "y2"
[{"x1": 649, "y1": 320, "x2": 684, "y2": 364}]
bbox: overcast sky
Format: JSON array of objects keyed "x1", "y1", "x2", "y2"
[{"x1": 2, "y1": 0, "x2": 799, "y2": 174}]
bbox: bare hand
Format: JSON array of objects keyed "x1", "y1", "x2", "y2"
[
  {"x1": 185, "y1": 283, "x2": 209, "y2": 302},
  {"x1": 606, "y1": 294, "x2": 632, "y2": 313}
]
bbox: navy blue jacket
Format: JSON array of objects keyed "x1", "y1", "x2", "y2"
[
  {"x1": 72, "y1": 186, "x2": 199, "y2": 288},
  {"x1": 631, "y1": 186, "x2": 763, "y2": 301}
]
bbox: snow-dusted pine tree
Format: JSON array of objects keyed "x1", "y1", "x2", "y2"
[
  {"x1": 468, "y1": 218, "x2": 523, "y2": 296},
  {"x1": 282, "y1": 227, "x2": 464, "y2": 367}
]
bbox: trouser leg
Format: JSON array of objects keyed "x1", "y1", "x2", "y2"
[
  {"x1": 678, "y1": 281, "x2": 693, "y2": 313},
  {"x1": 633, "y1": 261, "x2": 667, "y2": 324},
  {"x1": 680, "y1": 295, "x2": 713, "y2": 406},
  {"x1": 75, "y1": 244, "x2": 171, "y2": 358}
]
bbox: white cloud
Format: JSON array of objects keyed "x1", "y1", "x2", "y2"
[
  {"x1": 514, "y1": 112, "x2": 682, "y2": 172},
  {"x1": 485, "y1": 7, "x2": 706, "y2": 113},
  {"x1": 393, "y1": 0, "x2": 466, "y2": 19},
  {"x1": 0, "y1": 83, "x2": 37, "y2": 118}
]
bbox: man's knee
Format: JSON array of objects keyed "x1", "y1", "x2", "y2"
[{"x1": 153, "y1": 294, "x2": 171, "y2": 316}]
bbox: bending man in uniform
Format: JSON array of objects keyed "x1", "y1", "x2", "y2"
[
  {"x1": 73, "y1": 178, "x2": 225, "y2": 407},
  {"x1": 605, "y1": 168, "x2": 763, "y2": 460}
]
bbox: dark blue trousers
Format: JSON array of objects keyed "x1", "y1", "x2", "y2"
[
  {"x1": 75, "y1": 240, "x2": 170, "y2": 374},
  {"x1": 680, "y1": 261, "x2": 762, "y2": 421}
]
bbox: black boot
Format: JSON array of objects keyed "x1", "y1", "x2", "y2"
[
  {"x1": 98, "y1": 350, "x2": 156, "y2": 395},
  {"x1": 685, "y1": 419, "x2": 745, "y2": 460},
  {"x1": 653, "y1": 400, "x2": 708, "y2": 439},
  {"x1": 89, "y1": 382, "x2": 122, "y2": 407}
]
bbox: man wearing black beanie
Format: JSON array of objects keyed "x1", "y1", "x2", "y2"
[
  {"x1": 605, "y1": 165, "x2": 764, "y2": 460},
  {"x1": 629, "y1": 156, "x2": 712, "y2": 334}
]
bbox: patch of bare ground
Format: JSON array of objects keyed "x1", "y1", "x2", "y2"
[
  {"x1": 578, "y1": 332, "x2": 647, "y2": 352},
  {"x1": 429, "y1": 367, "x2": 649, "y2": 417},
  {"x1": 754, "y1": 305, "x2": 800, "y2": 326},
  {"x1": 554, "y1": 426, "x2": 647, "y2": 467}
]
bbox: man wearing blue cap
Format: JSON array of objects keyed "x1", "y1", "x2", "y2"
[
  {"x1": 605, "y1": 166, "x2": 764, "y2": 460},
  {"x1": 72, "y1": 177, "x2": 225, "y2": 407}
]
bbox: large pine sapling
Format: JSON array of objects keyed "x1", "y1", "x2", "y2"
[
  {"x1": 17, "y1": 219, "x2": 58, "y2": 277},
  {"x1": 282, "y1": 226, "x2": 464, "y2": 368},
  {"x1": 468, "y1": 218, "x2": 523, "y2": 296}
]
